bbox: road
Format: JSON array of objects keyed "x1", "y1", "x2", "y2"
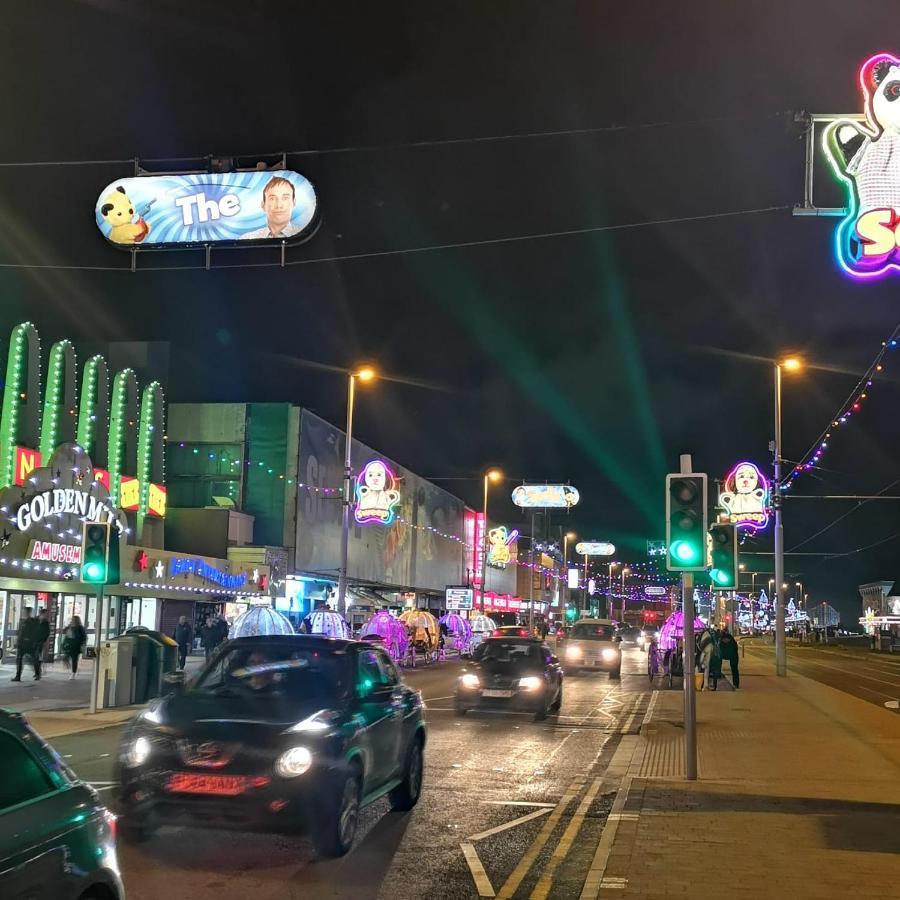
[
  {"x1": 48, "y1": 646, "x2": 661, "y2": 900},
  {"x1": 745, "y1": 640, "x2": 900, "y2": 710}
]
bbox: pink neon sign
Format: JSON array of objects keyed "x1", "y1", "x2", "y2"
[
  {"x1": 354, "y1": 459, "x2": 400, "y2": 525},
  {"x1": 719, "y1": 461, "x2": 770, "y2": 532}
]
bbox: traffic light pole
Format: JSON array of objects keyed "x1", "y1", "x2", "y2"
[
  {"x1": 682, "y1": 571, "x2": 697, "y2": 780},
  {"x1": 88, "y1": 583, "x2": 105, "y2": 715}
]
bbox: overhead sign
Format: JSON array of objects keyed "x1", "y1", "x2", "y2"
[
  {"x1": 575, "y1": 541, "x2": 616, "y2": 557},
  {"x1": 354, "y1": 459, "x2": 401, "y2": 526},
  {"x1": 645, "y1": 586, "x2": 668, "y2": 596},
  {"x1": 824, "y1": 53, "x2": 900, "y2": 279},
  {"x1": 719, "y1": 461, "x2": 770, "y2": 531},
  {"x1": 446, "y1": 587, "x2": 474, "y2": 610},
  {"x1": 170, "y1": 557, "x2": 248, "y2": 590},
  {"x1": 95, "y1": 170, "x2": 318, "y2": 249},
  {"x1": 511, "y1": 484, "x2": 579, "y2": 509}
]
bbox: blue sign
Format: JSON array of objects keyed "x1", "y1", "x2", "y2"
[
  {"x1": 170, "y1": 557, "x2": 247, "y2": 590},
  {"x1": 95, "y1": 170, "x2": 317, "y2": 248}
]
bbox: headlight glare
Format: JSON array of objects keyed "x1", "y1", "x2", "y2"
[
  {"x1": 275, "y1": 746, "x2": 313, "y2": 778},
  {"x1": 602, "y1": 648, "x2": 618, "y2": 661},
  {"x1": 460, "y1": 673, "x2": 480, "y2": 688},
  {"x1": 518, "y1": 676, "x2": 543, "y2": 691},
  {"x1": 126, "y1": 735, "x2": 152, "y2": 767},
  {"x1": 565, "y1": 645, "x2": 583, "y2": 659}
]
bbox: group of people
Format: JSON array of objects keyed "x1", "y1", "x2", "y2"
[
  {"x1": 11, "y1": 607, "x2": 87, "y2": 681},
  {"x1": 172, "y1": 613, "x2": 230, "y2": 669},
  {"x1": 696, "y1": 626, "x2": 740, "y2": 689}
]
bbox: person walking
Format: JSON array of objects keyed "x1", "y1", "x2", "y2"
[
  {"x1": 11, "y1": 607, "x2": 40, "y2": 681},
  {"x1": 719, "y1": 628, "x2": 740, "y2": 688},
  {"x1": 35, "y1": 610, "x2": 51, "y2": 674},
  {"x1": 201, "y1": 615, "x2": 217, "y2": 661},
  {"x1": 174, "y1": 615, "x2": 193, "y2": 669},
  {"x1": 62, "y1": 615, "x2": 87, "y2": 679}
]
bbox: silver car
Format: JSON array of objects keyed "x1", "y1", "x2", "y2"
[{"x1": 561, "y1": 619, "x2": 621, "y2": 678}]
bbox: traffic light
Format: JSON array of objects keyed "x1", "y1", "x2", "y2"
[
  {"x1": 565, "y1": 604, "x2": 577, "y2": 621},
  {"x1": 82, "y1": 522, "x2": 111, "y2": 584},
  {"x1": 665, "y1": 473, "x2": 708, "y2": 571},
  {"x1": 708, "y1": 522, "x2": 737, "y2": 590}
]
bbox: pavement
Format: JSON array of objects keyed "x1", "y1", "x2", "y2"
[{"x1": 5, "y1": 643, "x2": 900, "y2": 898}]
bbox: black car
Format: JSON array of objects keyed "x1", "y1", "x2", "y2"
[
  {"x1": 617, "y1": 625, "x2": 642, "y2": 648},
  {"x1": 0, "y1": 709, "x2": 124, "y2": 899},
  {"x1": 116, "y1": 635, "x2": 426, "y2": 857},
  {"x1": 455, "y1": 637, "x2": 563, "y2": 720}
]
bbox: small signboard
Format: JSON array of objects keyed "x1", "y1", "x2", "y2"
[
  {"x1": 446, "y1": 587, "x2": 474, "y2": 610},
  {"x1": 511, "y1": 484, "x2": 579, "y2": 509},
  {"x1": 645, "y1": 586, "x2": 668, "y2": 597},
  {"x1": 575, "y1": 541, "x2": 615, "y2": 557}
]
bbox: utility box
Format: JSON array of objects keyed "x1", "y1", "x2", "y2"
[
  {"x1": 97, "y1": 638, "x2": 134, "y2": 709},
  {"x1": 125, "y1": 627, "x2": 178, "y2": 703}
]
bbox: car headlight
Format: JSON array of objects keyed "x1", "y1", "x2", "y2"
[
  {"x1": 126, "y1": 735, "x2": 152, "y2": 768},
  {"x1": 518, "y1": 676, "x2": 543, "y2": 691},
  {"x1": 602, "y1": 648, "x2": 618, "y2": 661},
  {"x1": 275, "y1": 746, "x2": 313, "y2": 778},
  {"x1": 460, "y1": 673, "x2": 480, "y2": 689},
  {"x1": 565, "y1": 645, "x2": 583, "y2": 659}
]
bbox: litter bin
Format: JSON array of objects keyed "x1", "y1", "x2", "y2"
[
  {"x1": 125, "y1": 626, "x2": 178, "y2": 703},
  {"x1": 97, "y1": 636, "x2": 135, "y2": 709}
]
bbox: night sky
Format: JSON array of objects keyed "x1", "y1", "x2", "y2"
[{"x1": 2, "y1": 1, "x2": 900, "y2": 622}]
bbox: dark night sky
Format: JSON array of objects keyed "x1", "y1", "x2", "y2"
[{"x1": 2, "y1": 1, "x2": 900, "y2": 622}]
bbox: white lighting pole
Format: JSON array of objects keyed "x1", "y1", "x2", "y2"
[{"x1": 337, "y1": 366, "x2": 375, "y2": 618}]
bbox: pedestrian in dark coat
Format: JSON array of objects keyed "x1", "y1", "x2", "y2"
[
  {"x1": 62, "y1": 615, "x2": 87, "y2": 678},
  {"x1": 201, "y1": 616, "x2": 218, "y2": 660},
  {"x1": 12, "y1": 607, "x2": 40, "y2": 681},
  {"x1": 719, "y1": 629, "x2": 740, "y2": 688},
  {"x1": 174, "y1": 616, "x2": 193, "y2": 669}
]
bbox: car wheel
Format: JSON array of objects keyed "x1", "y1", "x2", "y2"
[
  {"x1": 550, "y1": 685, "x2": 563, "y2": 710},
  {"x1": 390, "y1": 734, "x2": 424, "y2": 811},
  {"x1": 315, "y1": 769, "x2": 362, "y2": 858}
]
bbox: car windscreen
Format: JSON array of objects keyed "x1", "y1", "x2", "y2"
[
  {"x1": 191, "y1": 644, "x2": 351, "y2": 703},
  {"x1": 571, "y1": 624, "x2": 615, "y2": 640},
  {"x1": 474, "y1": 641, "x2": 542, "y2": 664}
]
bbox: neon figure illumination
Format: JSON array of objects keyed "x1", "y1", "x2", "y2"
[
  {"x1": 354, "y1": 459, "x2": 401, "y2": 525},
  {"x1": 823, "y1": 52, "x2": 900, "y2": 279},
  {"x1": 718, "y1": 462, "x2": 770, "y2": 532}
]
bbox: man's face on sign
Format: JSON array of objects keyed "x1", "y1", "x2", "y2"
[{"x1": 262, "y1": 183, "x2": 294, "y2": 231}]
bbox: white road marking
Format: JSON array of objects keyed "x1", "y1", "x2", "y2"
[
  {"x1": 480, "y1": 801, "x2": 557, "y2": 808},
  {"x1": 856, "y1": 684, "x2": 895, "y2": 699},
  {"x1": 424, "y1": 695, "x2": 455, "y2": 702},
  {"x1": 641, "y1": 691, "x2": 659, "y2": 728},
  {"x1": 461, "y1": 842, "x2": 496, "y2": 897},
  {"x1": 885, "y1": 699, "x2": 900, "y2": 709},
  {"x1": 467, "y1": 807, "x2": 552, "y2": 841}
]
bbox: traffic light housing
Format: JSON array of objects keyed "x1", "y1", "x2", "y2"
[
  {"x1": 708, "y1": 522, "x2": 738, "y2": 590},
  {"x1": 665, "y1": 473, "x2": 708, "y2": 571},
  {"x1": 81, "y1": 522, "x2": 119, "y2": 585}
]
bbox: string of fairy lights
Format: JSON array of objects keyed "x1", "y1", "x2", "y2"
[{"x1": 782, "y1": 324, "x2": 900, "y2": 491}]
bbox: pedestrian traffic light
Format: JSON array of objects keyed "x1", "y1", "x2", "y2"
[
  {"x1": 81, "y1": 522, "x2": 110, "y2": 584},
  {"x1": 665, "y1": 473, "x2": 708, "y2": 572},
  {"x1": 708, "y1": 522, "x2": 738, "y2": 590}
]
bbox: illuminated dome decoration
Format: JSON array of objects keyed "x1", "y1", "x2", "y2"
[
  {"x1": 360, "y1": 609, "x2": 409, "y2": 661},
  {"x1": 309, "y1": 609, "x2": 351, "y2": 639},
  {"x1": 398, "y1": 610, "x2": 439, "y2": 653},
  {"x1": 658, "y1": 611, "x2": 705, "y2": 651},
  {"x1": 439, "y1": 611, "x2": 473, "y2": 654},
  {"x1": 469, "y1": 614, "x2": 497, "y2": 651},
  {"x1": 229, "y1": 606, "x2": 294, "y2": 639}
]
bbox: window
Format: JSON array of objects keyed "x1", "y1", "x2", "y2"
[
  {"x1": 376, "y1": 651, "x2": 400, "y2": 686},
  {"x1": 0, "y1": 732, "x2": 54, "y2": 811},
  {"x1": 358, "y1": 650, "x2": 392, "y2": 692}
]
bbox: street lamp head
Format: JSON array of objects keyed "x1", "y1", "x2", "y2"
[
  {"x1": 739, "y1": 563, "x2": 746, "y2": 570},
  {"x1": 781, "y1": 357, "x2": 802, "y2": 372},
  {"x1": 565, "y1": 531, "x2": 576, "y2": 540},
  {"x1": 486, "y1": 468, "x2": 503, "y2": 483},
  {"x1": 354, "y1": 365, "x2": 377, "y2": 382}
]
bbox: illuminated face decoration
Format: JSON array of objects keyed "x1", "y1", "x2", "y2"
[
  {"x1": 824, "y1": 53, "x2": 900, "y2": 279},
  {"x1": 354, "y1": 459, "x2": 401, "y2": 525},
  {"x1": 719, "y1": 461, "x2": 770, "y2": 531}
]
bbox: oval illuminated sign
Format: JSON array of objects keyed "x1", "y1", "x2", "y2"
[
  {"x1": 511, "y1": 484, "x2": 579, "y2": 509},
  {"x1": 575, "y1": 541, "x2": 615, "y2": 557},
  {"x1": 95, "y1": 169, "x2": 318, "y2": 249}
]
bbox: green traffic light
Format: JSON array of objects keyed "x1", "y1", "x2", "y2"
[
  {"x1": 83, "y1": 561, "x2": 105, "y2": 582},
  {"x1": 711, "y1": 567, "x2": 733, "y2": 586},
  {"x1": 671, "y1": 540, "x2": 700, "y2": 564}
]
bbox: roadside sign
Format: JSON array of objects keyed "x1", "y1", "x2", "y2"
[{"x1": 445, "y1": 587, "x2": 474, "y2": 610}]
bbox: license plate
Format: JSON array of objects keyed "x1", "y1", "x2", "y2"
[
  {"x1": 166, "y1": 773, "x2": 249, "y2": 796},
  {"x1": 482, "y1": 689, "x2": 514, "y2": 698}
]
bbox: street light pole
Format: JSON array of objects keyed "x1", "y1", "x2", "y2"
[
  {"x1": 479, "y1": 469, "x2": 503, "y2": 615},
  {"x1": 773, "y1": 359, "x2": 794, "y2": 677},
  {"x1": 621, "y1": 567, "x2": 630, "y2": 623},
  {"x1": 337, "y1": 366, "x2": 376, "y2": 618},
  {"x1": 582, "y1": 553, "x2": 589, "y2": 614},
  {"x1": 608, "y1": 561, "x2": 618, "y2": 620}
]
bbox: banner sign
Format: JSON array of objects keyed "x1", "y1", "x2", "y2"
[
  {"x1": 824, "y1": 53, "x2": 900, "y2": 279},
  {"x1": 511, "y1": 484, "x2": 579, "y2": 509},
  {"x1": 575, "y1": 541, "x2": 616, "y2": 557},
  {"x1": 95, "y1": 170, "x2": 317, "y2": 249},
  {"x1": 354, "y1": 459, "x2": 401, "y2": 526},
  {"x1": 719, "y1": 461, "x2": 770, "y2": 531}
]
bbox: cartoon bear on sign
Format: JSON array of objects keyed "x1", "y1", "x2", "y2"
[
  {"x1": 824, "y1": 53, "x2": 900, "y2": 276},
  {"x1": 100, "y1": 185, "x2": 151, "y2": 245}
]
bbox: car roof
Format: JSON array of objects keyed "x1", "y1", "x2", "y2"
[
  {"x1": 226, "y1": 634, "x2": 359, "y2": 652},
  {"x1": 482, "y1": 635, "x2": 542, "y2": 643}
]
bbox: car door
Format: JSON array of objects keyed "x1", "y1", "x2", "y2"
[
  {"x1": 374, "y1": 650, "x2": 406, "y2": 772},
  {"x1": 0, "y1": 730, "x2": 79, "y2": 899},
  {"x1": 355, "y1": 649, "x2": 402, "y2": 791}
]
